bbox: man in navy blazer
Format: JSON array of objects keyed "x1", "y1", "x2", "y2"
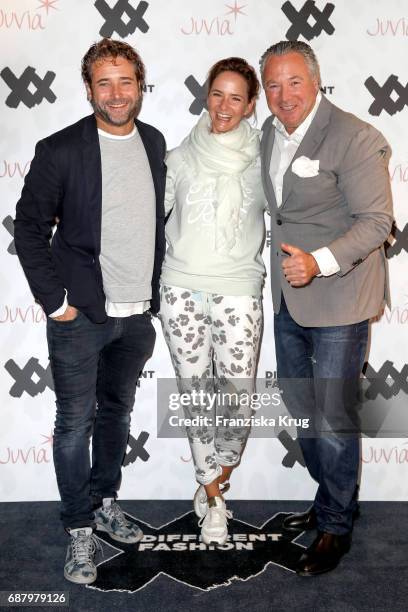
[{"x1": 15, "y1": 39, "x2": 166, "y2": 584}]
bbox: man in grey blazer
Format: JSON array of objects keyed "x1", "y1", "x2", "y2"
[{"x1": 260, "y1": 41, "x2": 393, "y2": 576}]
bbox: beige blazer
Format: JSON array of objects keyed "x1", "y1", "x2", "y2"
[{"x1": 261, "y1": 95, "x2": 393, "y2": 327}]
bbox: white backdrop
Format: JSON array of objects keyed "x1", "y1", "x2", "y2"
[{"x1": 1, "y1": 0, "x2": 407, "y2": 502}]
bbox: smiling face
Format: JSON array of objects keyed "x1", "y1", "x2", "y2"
[
  {"x1": 86, "y1": 56, "x2": 141, "y2": 135},
  {"x1": 207, "y1": 70, "x2": 255, "y2": 134},
  {"x1": 263, "y1": 51, "x2": 319, "y2": 134}
]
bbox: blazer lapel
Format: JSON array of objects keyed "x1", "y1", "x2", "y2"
[
  {"x1": 261, "y1": 117, "x2": 278, "y2": 211},
  {"x1": 81, "y1": 114, "x2": 102, "y2": 253},
  {"x1": 281, "y1": 95, "x2": 332, "y2": 208}
]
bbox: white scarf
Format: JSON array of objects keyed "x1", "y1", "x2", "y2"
[{"x1": 182, "y1": 112, "x2": 260, "y2": 254}]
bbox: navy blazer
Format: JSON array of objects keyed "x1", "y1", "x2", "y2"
[{"x1": 14, "y1": 114, "x2": 166, "y2": 323}]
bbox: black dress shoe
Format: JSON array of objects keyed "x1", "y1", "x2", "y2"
[
  {"x1": 296, "y1": 531, "x2": 352, "y2": 576},
  {"x1": 283, "y1": 505, "x2": 360, "y2": 532},
  {"x1": 282, "y1": 506, "x2": 317, "y2": 532}
]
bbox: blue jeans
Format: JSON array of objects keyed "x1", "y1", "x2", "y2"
[
  {"x1": 47, "y1": 311, "x2": 155, "y2": 529},
  {"x1": 274, "y1": 297, "x2": 368, "y2": 535}
]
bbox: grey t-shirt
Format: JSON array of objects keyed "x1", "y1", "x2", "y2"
[{"x1": 98, "y1": 127, "x2": 156, "y2": 304}]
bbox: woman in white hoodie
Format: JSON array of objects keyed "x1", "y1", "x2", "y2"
[{"x1": 160, "y1": 57, "x2": 266, "y2": 545}]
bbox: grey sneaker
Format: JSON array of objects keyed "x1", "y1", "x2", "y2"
[
  {"x1": 94, "y1": 498, "x2": 143, "y2": 543},
  {"x1": 64, "y1": 527, "x2": 100, "y2": 585}
]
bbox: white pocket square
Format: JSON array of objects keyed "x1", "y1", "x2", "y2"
[{"x1": 292, "y1": 156, "x2": 319, "y2": 178}]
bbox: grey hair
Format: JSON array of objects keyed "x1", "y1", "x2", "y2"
[{"x1": 260, "y1": 41, "x2": 321, "y2": 87}]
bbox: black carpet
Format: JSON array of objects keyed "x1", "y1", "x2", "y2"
[{"x1": 0, "y1": 501, "x2": 406, "y2": 611}]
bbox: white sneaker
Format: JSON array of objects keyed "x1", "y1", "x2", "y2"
[
  {"x1": 64, "y1": 527, "x2": 101, "y2": 585},
  {"x1": 199, "y1": 496, "x2": 232, "y2": 546},
  {"x1": 193, "y1": 482, "x2": 230, "y2": 518}
]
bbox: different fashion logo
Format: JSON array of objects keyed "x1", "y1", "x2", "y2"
[
  {"x1": 320, "y1": 85, "x2": 335, "y2": 95},
  {"x1": 1, "y1": 66, "x2": 56, "y2": 109},
  {"x1": 91, "y1": 510, "x2": 304, "y2": 592},
  {"x1": 95, "y1": 0, "x2": 149, "y2": 38},
  {"x1": 363, "y1": 361, "x2": 408, "y2": 400},
  {"x1": 137, "y1": 370, "x2": 155, "y2": 387},
  {"x1": 265, "y1": 370, "x2": 278, "y2": 388},
  {"x1": 385, "y1": 222, "x2": 408, "y2": 258},
  {"x1": 278, "y1": 431, "x2": 306, "y2": 468},
  {"x1": 2, "y1": 216, "x2": 16, "y2": 255},
  {"x1": 184, "y1": 75, "x2": 208, "y2": 116},
  {"x1": 365, "y1": 75, "x2": 408, "y2": 116},
  {"x1": 122, "y1": 432, "x2": 150, "y2": 467},
  {"x1": 5, "y1": 359, "x2": 156, "y2": 396},
  {"x1": 5, "y1": 357, "x2": 54, "y2": 398},
  {"x1": 281, "y1": 0, "x2": 335, "y2": 41}
]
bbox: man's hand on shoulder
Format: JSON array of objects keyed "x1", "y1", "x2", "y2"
[
  {"x1": 281, "y1": 243, "x2": 320, "y2": 287},
  {"x1": 51, "y1": 305, "x2": 78, "y2": 322}
]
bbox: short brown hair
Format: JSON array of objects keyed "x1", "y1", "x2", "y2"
[
  {"x1": 207, "y1": 57, "x2": 260, "y2": 103},
  {"x1": 81, "y1": 38, "x2": 145, "y2": 90}
]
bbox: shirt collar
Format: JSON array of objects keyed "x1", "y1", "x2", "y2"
[
  {"x1": 97, "y1": 125, "x2": 137, "y2": 140},
  {"x1": 273, "y1": 91, "x2": 322, "y2": 144}
]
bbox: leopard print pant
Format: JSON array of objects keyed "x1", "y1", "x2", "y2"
[{"x1": 159, "y1": 285, "x2": 263, "y2": 485}]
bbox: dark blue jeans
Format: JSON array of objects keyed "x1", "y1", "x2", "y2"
[
  {"x1": 274, "y1": 297, "x2": 368, "y2": 535},
  {"x1": 46, "y1": 311, "x2": 155, "y2": 529}
]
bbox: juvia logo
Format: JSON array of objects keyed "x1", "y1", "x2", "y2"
[{"x1": 92, "y1": 510, "x2": 304, "y2": 592}]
